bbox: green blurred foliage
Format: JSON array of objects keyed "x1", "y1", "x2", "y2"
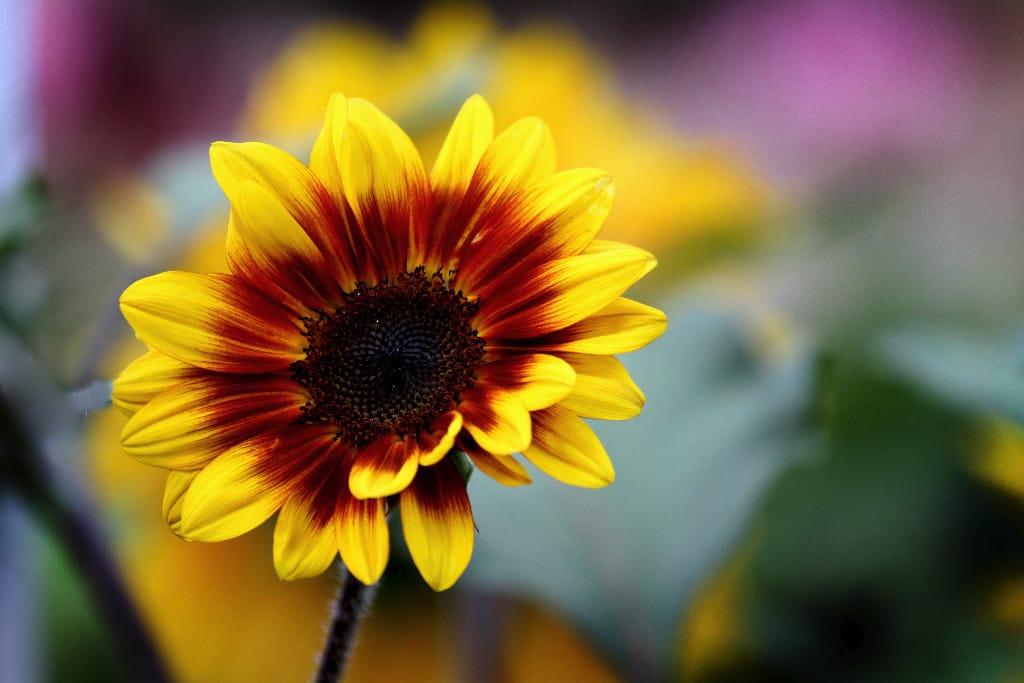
[
  {"x1": 680, "y1": 341, "x2": 1024, "y2": 683},
  {"x1": 0, "y1": 176, "x2": 47, "y2": 262}
]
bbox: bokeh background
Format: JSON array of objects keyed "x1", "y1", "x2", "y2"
[{"x1": 3, "y1": 0, "x2": 1024, "y2": 681}]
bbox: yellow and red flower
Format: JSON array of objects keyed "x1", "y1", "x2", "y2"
[{"x1": 113, "y1": 93, "x2": 665, "y2": 591}]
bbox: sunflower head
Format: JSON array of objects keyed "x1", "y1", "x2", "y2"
[{"x1": 114, "y1": 93, "x2": 667, "y2": 591}]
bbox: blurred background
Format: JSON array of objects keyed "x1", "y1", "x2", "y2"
[{"x1": 2, "y1": 0, "x2": 1024, "y2": 681}]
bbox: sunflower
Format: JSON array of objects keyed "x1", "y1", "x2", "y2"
[{"x1": 114, "y1": 93, "x2": 666, "y2": 591}]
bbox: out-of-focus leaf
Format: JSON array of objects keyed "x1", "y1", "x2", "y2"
[
  {"x1": 0, "y1": 176, "x2": 46, "y2": 260},
  {"x1": 875, "y1": 324, "x2": 1024, "y2": 423},
  {"x1": 464, "y1": 299, "x2": 819, "y2": 678},
  {"x1": 702, "y1": 361, "x2": 1024, "y2": 683},
  {"x1": 0, "y1": 177, "x2": 49, "y2": 334}
]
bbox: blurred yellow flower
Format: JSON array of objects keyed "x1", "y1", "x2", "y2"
[
  {"x1": 91, "y1": 175, "x2": 170, "y2": 264},
  {"x1": 676, "y1": 544, "x2": 752, "y2": 682},
  {"x1": 969, "y1": 418, "x2": 1024, "y2": 500},
  {"x1": 970, "y1": 419, "x2": 1024, "y2": 638}
]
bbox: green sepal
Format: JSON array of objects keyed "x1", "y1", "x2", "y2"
[{"x1": 448, "y1": 448, "x2": 474, "y2": 485}]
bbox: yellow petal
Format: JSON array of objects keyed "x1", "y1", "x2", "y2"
[
  {"x1": 309, "y1": 93, "x2": 350, "y2": 214},
  {"x1": 111, "y1": 349, "x2": 199, "y2": 416},
  {"x1": 212, "y1": 139, "x2": 360, "y2": 291},
  {"x1": 336, "y1": 97, "x2": 432, "y2": 272},
  {"x1": 477, "y1": 244, "x2": 657, "y2": 339},
  {"x1": 466, "y1": 449, "x2": 532, "y2": 486},
  {"x1": 121, "y1": 375, "x2": 304, "y2": 470},
  {"x1": 474, "y1": 353, "x2": 576, "y2": 411},
  {"x1": 580, "y1": 240, "x2": 656, "y2": 281},
  {"x1": 348, "y1": 436, "x2": 419, "y2": 499},
  {"x1": 459, "y1": 387, "x2": 532, "y2": 455},
  {"x1": 179, "y1": 436, "x2": 285, "y2": 542},
  {"x1": 430, "y1": 94, "x2": 494, "y2": 194},
  {"x1": 560, "y1": 353, "x2": 646, "y2": 420},
  {"x1": 226, "y1": 179, "x2": 341, "y2": 306},
  {"x1": 457, "y1": 169, "x2": 613, "y2": 294},
  {"x1": 162, "y1": 470, "x2": 199, "y2": 536},
  {"x1": 474, "y1": 116, "x2": 555, "y2": 193},
  {"x1": 521, "y1": 169, "x2": 614, "y2": 256},
  {"x1": 524, "y1": 297, "x2": 668, "y2": 355},
  {"x1": 120, "y1": 271, "x2": 304, "y2": 373},
  {"x1": 400, "y1": 459, "x2": 474, "y2": 591},
  {"x1": 337, "y1": 494, "x2": 390, "y2": 585},
  {"x1": 418, "y1": 411, "x2": 463, "y2": 466},
  {"x1": 273, "y1": 495, "x2": 339, "y2": 581},
  {"x1": 210, "y1": 141, "x2": 336, "y2": 241},
  {"x1": 432, "y1": 115, "x2": 556, "y2": 265},
  {"x1": 522, "y1": 406, "x2": 614, "y2": 488}
]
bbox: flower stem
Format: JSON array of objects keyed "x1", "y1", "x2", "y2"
[{"x1": 315, "y1": 568, "x2": 378, "y2": 683}]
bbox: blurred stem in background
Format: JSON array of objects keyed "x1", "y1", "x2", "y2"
[{"x1": 0, "y1": 333, "x2": 169, "y2": 683}]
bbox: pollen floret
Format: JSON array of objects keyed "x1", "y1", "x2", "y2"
[{"x1": 291, "y1": 267, "x2": 485, "y2": 447}]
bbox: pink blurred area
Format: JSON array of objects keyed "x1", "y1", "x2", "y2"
[
  {"x1": 633, "y1": 0, "x2": 988, "y2": 186},
  {"x1": 33, "y1": 0, "x2": 298, "y2": 186}
]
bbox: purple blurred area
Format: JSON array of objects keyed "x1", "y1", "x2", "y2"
[
  {"x1": 638, "y1": 0, "x2": 986, "y2": 185},
  {"x1": 35, "y1": 0, "x2": 299, "y2": 187}
]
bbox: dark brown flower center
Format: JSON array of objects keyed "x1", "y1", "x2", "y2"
[{"x1": 290, "y1": 266, "x2": 485, "y2": 447}]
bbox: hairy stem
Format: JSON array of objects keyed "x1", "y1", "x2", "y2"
[{"x1": 314, "y1": 568, "x2": 378, "y2": 683}]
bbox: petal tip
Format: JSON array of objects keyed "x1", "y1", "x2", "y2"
[
  {"x1": 345, "y1": 563, "x2": 385, "y2": 587},
  {"x1": 348, "y1": 442, "x2": 419, "y2": 499}
]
